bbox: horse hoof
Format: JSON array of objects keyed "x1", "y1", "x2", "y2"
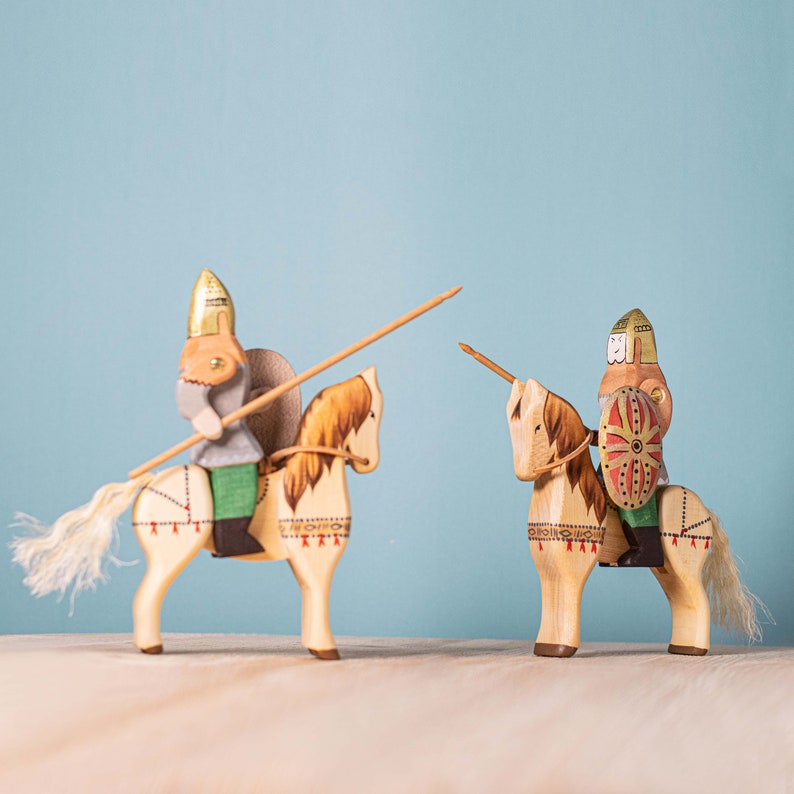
[
  {"x1": 668, "y1": 644, "x2": 708, "y2": 656},
  {"x1": 139, "y1": 644, "x2": 163, "y2": 655},
  {"x1": 309, "y1": 648, "x2": 341, "y2": 661},
  {"x1": 534, "y1": 642, "x2": 578, "y2": 658}
]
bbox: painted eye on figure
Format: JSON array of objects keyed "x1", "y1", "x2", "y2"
[
  {"x1": 534, "y1": 424, "x2": 541, "y2": 433},
  {"x1": 369, "y1": 410, "x2": 376, "y2": 418}
]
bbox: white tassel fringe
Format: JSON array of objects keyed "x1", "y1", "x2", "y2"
[{"x1": 11, "y1": 474, "x2": 154, "y2": 607}]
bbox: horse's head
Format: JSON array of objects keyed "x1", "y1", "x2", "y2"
[
  {"x1": 283, "y1": 366, "x2": 383, "y2": 511},
  {"x1": 507, "y1": 377, "x2": 592, "y2": 482},
  {"x1": 506, "y1": 378, "x2": 553, "y2": 481},
  {"x1": 347, "y1": 365, "x2": 382, "y2": 474},
  {"x1": 507, "y1": 377, "x2": 606, "y2": 522}
]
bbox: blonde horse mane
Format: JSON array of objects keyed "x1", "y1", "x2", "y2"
[
  {"x1": 543, "y1": 391, "x2": 607, "y2": 525},
  {"x1": 283, "y1": 375, "x2": 372, "y2": 512}
]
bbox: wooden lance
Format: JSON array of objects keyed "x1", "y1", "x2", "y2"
[
  {"x1": 458, "y1": 342, "x2": 517, "y2": 384},
  {"x1": 129, "y1": 286, "x2": 462, "y2": 479}
]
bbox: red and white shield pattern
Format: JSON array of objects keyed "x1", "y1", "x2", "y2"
[{"x1": 598, "y1": 387, "x2": 663, "y2": 510}]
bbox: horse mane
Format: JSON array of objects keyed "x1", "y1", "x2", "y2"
[
  {"x1": 543, "y1": 392, "x2": 607, "y2": 525},
  {"x1": 283, "y1": 375, "x2": 372, "y2": 512}
]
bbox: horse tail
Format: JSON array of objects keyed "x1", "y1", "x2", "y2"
[
  {"x1": 702, "y1": 510, "x2": 772, "y2": 643},
  {"x1": 11, "y1": 473, "x2": 155, "y2": 608}
]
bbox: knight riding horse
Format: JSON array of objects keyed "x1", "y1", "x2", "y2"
[
  {"x1": 597, "y1": 309, "x2": 672, "y2": 567},
  {"x1": 176, "y1": 270, "x2": 301, "y2": 557}
]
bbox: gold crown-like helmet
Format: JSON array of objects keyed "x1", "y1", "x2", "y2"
[
  {"x1": 187, "y1": 269, "x2": 236, "y2": 338},
  {"x1": 606, "y1": 308, "x2": 658, "y2": 365}
]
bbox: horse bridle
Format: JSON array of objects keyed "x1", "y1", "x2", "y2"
[
  {"x1": 262, "y1": 445, "x2": 369, "y2": 474},
  {"x1": 531, "y1": 430, "x2": 595, "y2": 477}
]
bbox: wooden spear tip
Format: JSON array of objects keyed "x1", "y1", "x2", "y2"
[
  {"x1": 444, "y1": 285, "x2": 463, "y2": 298},
  {"x1": 458, "y1": 342, "x2": 473, "y2": 354}
]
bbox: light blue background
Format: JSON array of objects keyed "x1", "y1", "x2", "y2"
[{"x1": 2, "y1": 2, "x2": 791, "y2": 646}]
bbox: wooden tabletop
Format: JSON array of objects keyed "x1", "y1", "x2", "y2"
[{"x1": 1, "y1": 635, "x2": 791, "y2": 793}]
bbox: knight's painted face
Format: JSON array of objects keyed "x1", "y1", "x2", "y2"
[{"x1": 606, "y1": 333, "x2": 627, "y2": 364}]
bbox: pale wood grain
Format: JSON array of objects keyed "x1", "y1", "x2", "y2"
[{"x1": 0, "y1": 635, "x2": 789, "y2": 794}]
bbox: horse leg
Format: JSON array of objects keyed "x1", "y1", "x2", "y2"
[
  {"x1": 286, "y1": 536, "x2": 347, "y2": 660},
  {"x1": 285, "y1": 558, "x2": 315, "y2": 649},
  {"x1": 132, "y1": 564, "x2": 173, "y2": 654},
  {"x1": 652, "y1": 563, "x2": 710, "y2": 655},
  {"x1": 534, "y1": 572, "x2": 588, "y2": 657},
  {"x1": 131, "y1": 465, "x2": 213, "y2": 654},
  {"x1": 132, "y1": 549, "x2": 199, "y2": 653},
  {"x1": 290, "y1": 565, "x2": 337, "y2": 660},
  {"x1": 531, "y1": 543, "x2": 595, "y2": 657},
  {"x1": 132, "y1": 528, "x2": 209, "y2": 653},
  {"x1": 653, "y1": 487, "x2": 711, "y2": 655}
]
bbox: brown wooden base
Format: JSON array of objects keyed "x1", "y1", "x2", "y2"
[
  {"x1": 139, "y1": 644, "x2": 164, "y2": 655},
  {"x1": 534, "y1": 643, "x2": 578, "y2": 658},
  {"x1": 668, "y1": 644, "x2": 708, "y2": 656}
]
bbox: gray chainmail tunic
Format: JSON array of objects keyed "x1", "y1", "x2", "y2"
[{"x1": 176, "y1": 363, "x2": 264, "y2": 469}]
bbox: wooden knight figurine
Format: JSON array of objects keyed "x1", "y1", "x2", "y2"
[
  {"x1": 176, "y1": 269, "x2": 266, "y2": 557},
  {"x1": 597, "y1": 309, "x2": 672, "y2": 567}
]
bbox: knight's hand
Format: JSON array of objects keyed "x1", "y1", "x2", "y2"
[{"x1": 192, "y1": 407, "x2": 223, "y2": 440}]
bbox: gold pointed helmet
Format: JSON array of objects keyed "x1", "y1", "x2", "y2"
[
  {"x1": 606, "y1": 308, "x2": 658, "y2": 365},
  {"x1": 187, "y1": 269, "x2": 236, "y2": 338}
]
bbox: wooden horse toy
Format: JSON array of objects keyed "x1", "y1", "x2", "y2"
[
  {"x1": 13, "y1": 273, "x2": 461, "y2": 658},
  {"x1": 131, "y1": 364, "x2": 382, "y2": 658},
  {"x1": 460, "y1": 332, "x2": 766, "y2": 657}
]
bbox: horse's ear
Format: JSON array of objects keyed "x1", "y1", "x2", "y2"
[
  {"x1": 523, "y1": 378, "x2": 547, "y2": 411},
  {"x1": 507, "y1": 379, "x2": 525, "y2": 421},
  {"x1": 358, "y1": 365, "x2": 379, "y2": 394}
]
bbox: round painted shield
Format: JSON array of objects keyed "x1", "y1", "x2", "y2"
[{"x1": 598, "y1": 387, "x2": 663, "y2": 510}]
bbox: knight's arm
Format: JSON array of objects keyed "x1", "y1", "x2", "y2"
[{"x1": 175, "y1": 378, "x2": 223, "y2": 440}]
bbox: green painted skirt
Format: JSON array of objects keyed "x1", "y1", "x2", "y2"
[
  {"x1": 210, "y1": 463, "x2": 259, "y2": 521},
  {"x1": 619, "y1": 497, "x2": 658, "y2": 528}
]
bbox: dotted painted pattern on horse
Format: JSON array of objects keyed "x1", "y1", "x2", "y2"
[
  {"x1": 132, "y1": 467, "x2": 210, "y2": 535},
  {"x1": 679, "y1": 516, "x2": 712, "y2": 535},
  {"x1": 527, "y1": 522, "x2": 605, "y2": 552},
  {"x1": 662, "y1": 514, "x2": 713, "y2": 548},
  {"x1": 140, "y1": 483, "x2": 189, "y2": 512},
  {"x1": 279, "y1": 516, "x2": 351, "y2": 547},
  {"x1": 681, "y1": 487, "x2": 688, "y2": 532},
  {"x1": 661, "y1": 531, "x2": 711, "y2": 540},
  {"x1": 132, "y1": 518, "x2": 213, "y2": 536},
  {"x1": 256, "y1": 475, "x2": 269, "y2": 506}
]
